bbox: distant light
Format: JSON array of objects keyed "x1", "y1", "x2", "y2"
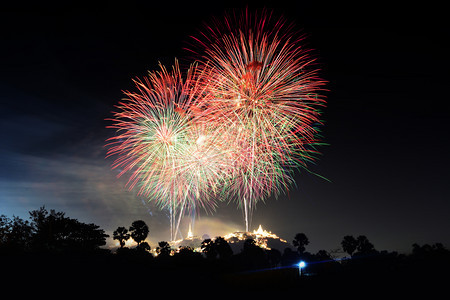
[{"x1": 298, "y1": 261, "x2": 306, "y2": 277}]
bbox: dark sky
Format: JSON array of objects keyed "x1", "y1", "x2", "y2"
[{"x1": 1, "y1": 2, "x2": 449, "y2": 253}]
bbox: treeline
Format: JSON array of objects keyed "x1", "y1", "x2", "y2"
[
  {"x1": 1, "y1": 207, "x2": 449, "y2": 292},
  {"x1": 0, "y1": 207, "x2": 108, "y2": 254}
]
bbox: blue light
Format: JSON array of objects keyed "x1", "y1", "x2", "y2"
[{"x1": 298, "y1": 261, "x2": 306, "y2": 269}]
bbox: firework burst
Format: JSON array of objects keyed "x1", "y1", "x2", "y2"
[
  {"x1": 106, "y1": 61, "x2": 231, "y2": 239},
  {"x1": 190, "y1": 9, "x2": 327, "y2": 230},
  {"x1": 107, "y1": 9, "x2": 327, "y2": 237}
]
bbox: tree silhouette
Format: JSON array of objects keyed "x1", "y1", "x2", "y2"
[
  {"x1": 136, "y1": 241, "x2": 151, "y2": 253},
  {"x1": 200, "y1": 237, "x2": 233, "y2": 260},
  {"x1": 0, "y1": 215, "x2": 33, "y2": 253},
  {"x1": 214, "y1": 237, "x2": 233, "y2": 259},
  {"x1": 243, "y1": 238, "x2": 257, "y2": 252},
  {"x1": 241, "y1": 238, "x2": 268, "y2": 269},
  {"x1": 342, "y1": 235, "x2": 358, "y2": 257},
  {"x1": 113, "y1": 227, "x2": 130, "y2": 248},
  {"x1": 0, "y1": 215, "x2": 9, "y2": 248},
  {"x1": 266, "y1": 248, "x2": 282, "y2": 267},
  {"x1": 156, "y1": 241, "x2": 172, "y2": 257},
  {"x1": 412, "y1": 243, "x2": 448, "y2": 258},
  {"x1": 29, "y1": 207, "x2": 108, "y2": 252},
  {"x1": 356, "y1": 235, "x2": 375, "y2": 255},
  {"x1": 129, "y1": 220, "x2": 149, "y2": 247},
  {"x1": 293, "y1": 233, "x2": 309, "y2": 255},
  {"x1": 315, "y1": 249, "x2": 333, "y2": 261},
  {"x1": 76, "y1": 222, "x2": 109, "y2": 251},
  {"x1": 281, "y1": 248, "x2": 300, "y2": 267},
  {"x1": 201, "y1": 238, "x2": 217, "y2": 259},
  {"x1": 341, "y1": 235, "x2": 375, "y2": 257}
]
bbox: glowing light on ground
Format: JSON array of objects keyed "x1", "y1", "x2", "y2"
[
  {"x1": 170, "y1": 224, "x2": 289, "y2": 251},
  {"x1": 224, "y1": 224, "x2": 287, "y2": 249}
]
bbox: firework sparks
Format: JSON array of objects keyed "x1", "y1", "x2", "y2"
[
  {"x1": 106, "y1": 61, "x2": 231, "y2": 240},
  {"x1": 190, "y1": 9, "x2": 327, "y2": 231},
  {"x1": 107, "y1": 9, "x2": 327, "y2": 237}
]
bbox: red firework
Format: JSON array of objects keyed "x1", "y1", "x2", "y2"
[{"x1": 188, "y1": 8, "x2": 327, "y2": 230}]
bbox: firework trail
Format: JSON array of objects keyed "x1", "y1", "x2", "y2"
[
  {"x1": 190, "y1": 9, "x2": 327, "y2": 231},
  {"x1": 106, "y1": 61, "x2": 231, "y2": 240}
]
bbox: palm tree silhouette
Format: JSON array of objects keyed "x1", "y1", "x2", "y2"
[
  {"x1": 113, "y1": 226, "x2": 130, "y2": 248},
  {"x1": 293, "y1": 233, "x2": 309, "y2": 255},
  {"x1": 129, "y1": 220, "x2": 149, "y2": 247}
]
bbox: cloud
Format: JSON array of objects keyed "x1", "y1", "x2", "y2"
[
  {"x1": 189, "y1": 217, "x2": 242, "y2": 239},
  {"x1": 0, "y1": 128, "x2": 247, "y2": 248},
  {"x1": 0, "y1": 150, "x2": 154, "y2": 230}
]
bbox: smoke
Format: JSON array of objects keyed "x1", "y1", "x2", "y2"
[{"x1": 190, "y1": 217, "x2": 242, "y2": 239}]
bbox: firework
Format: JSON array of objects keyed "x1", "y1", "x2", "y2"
[
  {"x1": 107, "y1": 9, "x2": 327, "y2": 237},
  {"x1": 190, "y1": 9, "x2": 327, "y2": 231},
  {"x1": 106, "y1": 61, "x2": 231, "y2": 240}
]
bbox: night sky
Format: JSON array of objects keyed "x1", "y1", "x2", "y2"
[{"x1": 1, "y1": 2, "x2": 449, "y2": 253}]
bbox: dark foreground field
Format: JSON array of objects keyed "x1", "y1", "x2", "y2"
[
  {"x1": 1, "y1": 209, "x2": 447, "y2": 296},
  {"x1": 2, "y1": 251, "x2": 447, "y2": 298}
]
